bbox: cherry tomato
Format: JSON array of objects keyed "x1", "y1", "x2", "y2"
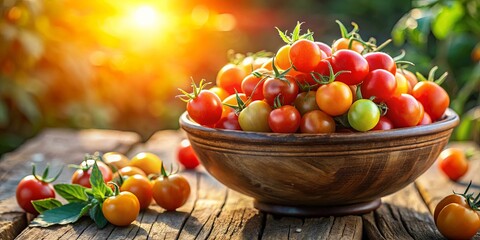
[
  {"x1": 316, "y1": 81, "x2": 353, "y2": 116},
  {"x1": 16, "y1": 165, "x2": 58, "y2": 214},
  {"x1": 437, "y1": 148, "x2": 468, "y2": 181},
  {"x1": 372, "y1": 116, "x2": 394, "y2": 130},
  {"x1": 240, "y1": 56, "x2": 270, "y2": 73},
  {"x1": 332, "y1": 38, "x2": 364, "y2": 53},
  {"x1": 215, "y1": 111, "x2": 241, "y2": 130},
  {"x1": 331, "y1": 49, "x2": 369, "y2": 85},
  {"x1": 394, "y1": 72, "x2": 409, "y2": 96},
  {"x1": 113, "y1": 166, "x2": 146, "y2": 180},
  {"x1": 386, "y1": 94, "x2": 422, "y2": 128},
  {"x1": 263, "y1": 75, "x2": 299, "y2": 106},
  {"x1": 120, "y1": 174, "x2": 153, "y2": 210},
  {"x1": 268, "y1": 105, "x2": 301, "y2": 133},
  {"x1": 152, "y1": 171, "x2": 191, "y2": 211},
  {"x1": 364, "y1": 52, "x2": 396, "y2": 75},
  {"x1": 275, "y1": 44, "x2": 292, "y2": 70},
  {"x1": 398, "y1": 69, "x2": 418, "y2": 91},
  {"x1": 209, "y1": 86, "x2": 229, "y2": 101},
  {"x1": 72, "y1": 160, "x2": 113, "y2": 188},
  {"x1": 130, "y1": 152, "x2": 162, "y2": 176},
  {"x1": 102, "y1": 191, "x2": 140, "y2": 226},
  {"x1": 238, "y1": 100, "x2": 272, "y2": 132},
  {"x1": 103, "y1": 152, "x2": 129, "y2": 170},
  {"x1": 216, "y1": 63, "x2": 247, "y2": 94},
  {"x1": 412, "y1": 81, "x2": 450, "y2": 121},
  {"x1": 418, "y1": 111, "x2": 432, "y2": 125},
  {"x1": 434, "y1": 194, "x2": 469, "y2": 223},
  {"x1": 294, "y1": 91, "x2": 320, "y2": 115},
  {"x1": 241, "y1": 72, "x2": 266, "y2": 101},
  {"x1": 360, "y1": 69, "x2": 397, "y2": 103},
  {"x1": 348, "y1": 99, "x2": 380, "y2": 132},
  {"x1": 287, "y1": 68, "x2": 317, "y2": 87},
  {"x1": 315, "y1": 41, "x2": 332, "y2": 57},
  {"x1": 260, "y1": 58, "x2": 274, "y2": 71},
  {"x1": 289, "y1": 39, "x2": 322, "y2": 72},
  {"x1": 300, "y1": 110, "x2": 335, "y2": 133},
  {"x1": 313, "y1": 58, "x2": 332, "y2": 77},
  {"x1": 436, "y1": 203, "x2": 480, "y2": 240},
  {"x1": 177, "y1": 139, "x2": 200, "y2": 169},
  {"x1": 186, "y1": 89, "x2": 223, "y2": 126}
]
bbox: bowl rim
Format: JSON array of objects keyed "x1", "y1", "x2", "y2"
[{"x1": 179, "y1": 108, "x2": 459, "y2": 143}]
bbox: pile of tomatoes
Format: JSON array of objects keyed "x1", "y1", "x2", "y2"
[
  {"x1": 180, "y1": 21, "x2": 450, "y2": 133},
  {"x1": 16, "y1": 150, "x2": 193, "y2": 227}
]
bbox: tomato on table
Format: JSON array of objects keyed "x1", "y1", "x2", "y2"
[
  {"x1": 177, "y1": 139, "x2": 200, "y2": 169},
  {"x1": 152, "y1": 165, "x2": 191, "y2": 211},
  {"x1": 71, "y1": 159, "x2": 112, "y2": 188},
  {"x1": 129, "y1": 152, "x2": 162, "y2": 176},
  {"x1": 437, "y1": 148, "x2": 468, "y2": 181},
  {"x1": 102, "y1": 190, "x2": 140, "y2": 226},
  {"x1": 120, "y1": 174, "x2": 153, "y2": 210}
]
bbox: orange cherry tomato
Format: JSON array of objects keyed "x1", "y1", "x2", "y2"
[
  {"x1": 120, "y1": 174, "x2": 153, "y2": 210},
  {"x1": 102, "y1": 191, "x2": 140, "y2": 226},
  {"x1": 152, "y1": 171, "x2": 191, "y2": 211},
  {"x1": 216, "y1": 63, "x2": 247, "y2": 94},
  {"x1": 129, "y1": 152, "x2": 162, "y2": 176},
  {"x1": 437, "y1": 148, "x2": 468, "y2": 181},
  {"x1": 315, "y1": 81, "x2": 353, "y2": 116}
]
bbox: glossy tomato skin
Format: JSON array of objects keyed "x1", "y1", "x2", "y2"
[
  {"x1": 263, "y1": 76, "x2": 299, "y2": 106},
  {"x1": 315, "y1": 42, "x2": 332, "y2": 57},
  {"x1": 268, "y1": 105, "x2": 301, "y2": 133},
  {"x1": 434, "y1": 194, "x2": 468, "y2": 223},
  {"x1": 418, "y1": 111, "x2": 432, "y2": 125},
  {"x1": 294, "y1": 91, "x2": 320, "y2": 115},
  {"x1": 412, "y1": 81, "x2": 450, "y2": 121},
  {"x1": 187, "y1": 90, "x2": 222, "y2": 126},
  {"x1": 113, "y1": 166, "x2": 146, "y2": 180},
  {"x1": 289, "y1": 39, "x2": 322, "y2": 72},
  {"x1": 102, "y1": 191, "x2": 140, "y2": 226},
  {"x1": 372, "y1": 116, "x2": 394, "y2": 130},
  {"x1": 360, "y1": 69, "x2": 397, "y2": 103},
  {"x1": 364, "y1": 52, "x2": 396, "y2": 75},
  {"x1": 436, "y1": 203, "x2": 480, "y2": 240},
  {"x1": 130, "y1": 152, "x2": 162, "y2": 176},
  {"x1": 71, "y1": 160, "x2": 113, "y2": 188},
  {"x1": 177, "y1": 139, "x2": 200, "y2": 169},
  {"x1": 300, "y1": 110, "x2": 335, "y2": 133},
  {"x1": 316, "y1": 81, "x2": 353, "y2": 116},
  {"x1": 348, "y1": 99, "x2": 380, "y2": 132},
  {"x1": 386, "y1": 94, "x2": 422, "y2": 128},
  {"x1": 238, "y1": 100, "x2": 272, "y2": 132},
  {"x1": 241, "y1": 72, "x2": 265, "y2": 101},
  {"x1": 120, "y1": 174, "x2": 153, "y2": 210},
  {"x1": 103, "y1": 152, "x2": 129, "y2": 170},
  {"x1": 215, "y1": 111, "x2": 241, "y2": 130},
  {"x1": 216, "y1": 63, "x2": 247, "y2": 94},
  {"x1": 332, "y1": 50, "x2": 369, "y2": 85},
  {"x1": 394, "y1": 72, "x2": 409, "y2": 96},
  {"x1": 437, "y1": 148, "x2": 468, "y2": 181},
  {"x1": 332, "y1": 38, "x2": 364, "y2": 53},
  {"x1": 209, "y1": 86, "x2": 229, "y2": 101},
  {"x1": 152, "y1": 174, "x2": 190, "y2": 211},
  {"x1": 16, "y1": 176, "x2": 55, "y2": 214},
  {"x1": 275, "y1": 45, "x2": 292, "y2": 70}
]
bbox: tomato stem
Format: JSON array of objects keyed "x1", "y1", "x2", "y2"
[
  {"x1": 31, "y1": 163, "x2": 63, "y2": 183},
  {"x1": 108, "y1": 182, "x2": 120, "y2": 196}
]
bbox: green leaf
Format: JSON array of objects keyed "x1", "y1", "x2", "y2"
[
  {"x1": 90, "y1": 161, "x2": 112, "y2": 200},
  {"x1": 89, "y1": 204, "x2": 108, "y2": 229},
  {"x1": 30, "y1": 202, "x2": 88, "y2": 227},
  {"x1": 54, "y1": 184, "x2": 88, "y2": 203},
  {"x1": 292, "y1": 22, "x2": 302, "y2": 41},
  {"x1": 275, "y1": 27, "x2": 291, "y2": 44},
  {"x1": 432, "y1": 2, "x2": 464, "y2": 40},
  {"x1": 31, "y1": 198, "x2": 62, "y2": 213}
]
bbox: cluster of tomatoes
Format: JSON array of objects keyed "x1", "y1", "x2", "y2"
[
  {"x1": 180, "y1": 21, "x2": 450, "y2": 133},
  {"x1": 434, "y1": 183, "x2": 480, "y2": 239},
  {"x1": 16, "y1": 148, "x2": 196, "y2": 227}
]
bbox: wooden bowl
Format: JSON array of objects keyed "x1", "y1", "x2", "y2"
[{"x1": 179, "y1": 109, "x2": 459, "y2": 217}]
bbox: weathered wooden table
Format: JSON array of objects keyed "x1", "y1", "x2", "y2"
[{"x1": 0, "y1": 129, "x2": 479, "y2": 239}]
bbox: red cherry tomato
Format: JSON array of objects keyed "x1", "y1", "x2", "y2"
[
  {"x1": 215, "y1": 111, "x2": 241, "y2": 130},
  {"x1": 152, "y1": 168, "x2": 191, "y2": 211},
  {"x1": 412, "y1": 81, "x2": 450, "y2": 121},
  {"x1": 289, "y1": 39, "x2": 322, "y2": 72},
  {"x1": 268, "y1": 105, "x2": 301, "y2": 133},
  {"x1": 360, "y1": 69, "x2": 397, "y2": 103},
  {"x1": 332, "y1": 49, "x2": 369, "y2": 85},
  {"x1": 177, "y1": 139, "x2": 200, "y2": 169},
  {"x1": 186, "y1": 89, "x2": 223, "y2": 126},
  {"x1": 16, "y1": 176, "x2": 55, "y2": 214},
  {"x1": 385, "y1": 94, "x2": 422, "y2": 128},
  {"x1": 437, "y1": 148, "x2": 468, "y2": 181},
  {"x1": 372, "y1": 116, "x2": 394, "y2": 130},
  {"x1": 263, "y1": 75, "x2": 299, "y2": 106},
  {"x1": 315, "y1": 41, "x2": 332, "y2": 57},
  {"x1": 364, "y1": 52, "x2": 396, "y2": 75},
  {"x1": 241, "y1": 72, "x2": 266, "y2": 101},
  {"x1": 299, "y1": 110, "x2": 335, "y2": 133},
  {"x1": 71, "y1": 160, "x2": 113, "y2": 188}
]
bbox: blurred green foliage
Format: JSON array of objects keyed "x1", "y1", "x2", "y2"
[{"x1": 392, "y1": 0, "x2": 480, "y2": 142}]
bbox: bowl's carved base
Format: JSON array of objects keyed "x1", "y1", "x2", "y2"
[{"x1": 254, "y1": 199, "x2": 382, "y2": 217}]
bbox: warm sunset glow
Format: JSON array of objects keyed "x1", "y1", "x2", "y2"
[{"x1": 131, "y1": 5, "x2": 161, "y2": 30}]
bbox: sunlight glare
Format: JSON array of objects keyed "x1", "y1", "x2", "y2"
[{"x1": 132, "y1": 5, "x2": 160, "y2": 29}]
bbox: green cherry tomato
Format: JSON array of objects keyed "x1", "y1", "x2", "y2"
[
  {"x1": 238, "y1": 100, "x2": 272, "y2": 132},
  {"x1": 348, "y1": 99, "x2": 380, "y2": 132}
]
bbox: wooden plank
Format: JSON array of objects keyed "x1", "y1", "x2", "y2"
[
  {"x1": 415, "y1": 141, "x2": 480, "y2": 239},
  {"x1": 363, "y1": 183, "x2": 444, "y2": 239},
  {"x1": 5, "y1": 129, "x2": 141, "y2": 240}
]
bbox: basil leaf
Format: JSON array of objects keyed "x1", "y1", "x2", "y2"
[
  {"x1": 31, "y1": 198, "x2": 62, "y2": 213},
  {"x1": 54, "y1": 184, "x2": 88, "y2": 203},
  {"x1": 30, "y1": 202, "x2": 88, "y2": 227},
  {"x1": 90, "y1": 162, "x2": 112, "y2": 200},
  {"x1": 89, "y1": 204, "x2": 108, "y2": 229}
]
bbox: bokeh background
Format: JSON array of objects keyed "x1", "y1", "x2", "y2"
[{"x1": 1, "y1": 0, "x2": 479, "y2": 155}]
